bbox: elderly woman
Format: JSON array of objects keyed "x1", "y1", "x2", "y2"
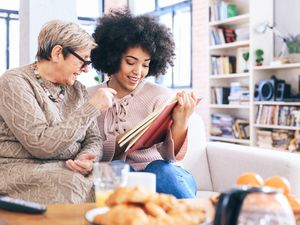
[
  {"x1": 0, "y1": 20, "x2": 115, "y2": 204},
  {"x1": 89, "y1": 8, "x2": 197, "y2": 198}
]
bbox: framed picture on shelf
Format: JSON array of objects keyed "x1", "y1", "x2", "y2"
[{"x1": 236, "y1": 47, "x2": 250, "y2": 73}]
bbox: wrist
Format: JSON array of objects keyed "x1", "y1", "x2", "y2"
[{"x1": 172, "y1": 120, "x2": 188, "y2": 130}]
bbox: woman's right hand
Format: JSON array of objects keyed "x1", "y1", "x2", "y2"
[{"x1": 89, "y1": 87, "x2": 117, "y2": 111}]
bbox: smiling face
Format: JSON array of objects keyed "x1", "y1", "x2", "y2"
[
  {"x1": 108, "y1": 47, "x2": 151, "y2": 98},
  {"x1": 59, "y1": 47, "x2": 91, "y2": 86}
]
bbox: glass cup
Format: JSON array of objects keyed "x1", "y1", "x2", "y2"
[
  {"x1": 126, "y1": 172, "x2": 156, "y2": 193},
  {"x1": 93, "y1": 161, "x2": 129, "y2": 207}
]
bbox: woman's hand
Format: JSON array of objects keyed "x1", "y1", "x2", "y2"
[
  {"x1": 65, "y1": 152, "x2": 96, "y2": 175},
  {"x1": 172, "y1": 91, "x2": 197, "y2": 129},
  {"x1": 89, "y1": 87, "x2": 117, "y2": 111}
]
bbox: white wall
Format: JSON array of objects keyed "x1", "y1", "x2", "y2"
[
  {"x1": 274, "y1": 0, "x2": 300, "y2": 56},
  {"x1": 19, "y1": 0, "x2": 77, "y2": 65}
]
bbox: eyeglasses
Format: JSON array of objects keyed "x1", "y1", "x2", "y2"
[{"x1": 65, "y1": 47, "x2": 92, "y2": 69}]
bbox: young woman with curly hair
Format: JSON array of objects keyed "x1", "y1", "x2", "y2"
[{"x1": 89, "y1": 8, "x2": 197, "y2": 198}]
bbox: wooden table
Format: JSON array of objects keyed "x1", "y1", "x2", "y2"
[
  {"x1": 0, "y1": 199, "x2": 215, "y2": 225},
  {"x1": 0, "y1": 203, "x2": 96, "y2": 225}
]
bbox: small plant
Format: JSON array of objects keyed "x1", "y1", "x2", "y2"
[
  {"x1": 255, "y1": 49, "x2": 264, "y2": 66},
  {"x1": 242, "y1": 52, "x2": 249, "y2": 72},
  {"x1": 285, "y1": 34, "x2": 300, "y2": 54}
]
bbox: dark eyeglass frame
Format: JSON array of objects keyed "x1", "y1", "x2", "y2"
[{"x1": 65, "y1": 47, "x2": 92, "y2": 69}]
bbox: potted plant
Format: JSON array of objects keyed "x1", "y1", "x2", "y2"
[
  {"x1": 285, "y1": 34, "x2": 300, "y2": 63},
  {"x1": 255, "y1": 49, "x2": 264, "y2": 66}
]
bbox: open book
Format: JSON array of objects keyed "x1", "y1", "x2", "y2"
[{"x1": 118, "y1": 97, "x2": 201, "y2": 155}]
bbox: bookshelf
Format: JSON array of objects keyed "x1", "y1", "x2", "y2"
[
  {"x1": 208, "y1": 0, "x2": 300, "y2": 152},
  {"x1": 209, "y1": 0, "x2": 251, "y2": 144},
  {"x1": 253, "y1": 64, "x2": 300, "y2": 151}
]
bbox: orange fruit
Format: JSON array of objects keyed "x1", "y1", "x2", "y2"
[
  {"x1": 287, "y1": 195, "x2": 300, "y2": 211},
  {"x1": 264, "y1": 176, "x2": 291, "y2": 196},
  {"x1": 236, "y1": 172, "x2": 264, "y2": 187}
]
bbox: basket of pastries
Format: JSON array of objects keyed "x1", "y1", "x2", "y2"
[{"x1": 92, "y1": 186, "x2": 211, "y2": 225}]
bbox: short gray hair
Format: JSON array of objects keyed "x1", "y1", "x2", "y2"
[{"x1": 36, "y1": 20, "x2": 97, "y2": 61}]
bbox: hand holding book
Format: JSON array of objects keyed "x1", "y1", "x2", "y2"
[{"x1": 118, "y1": 96, "x2": 201, "y2": 155}]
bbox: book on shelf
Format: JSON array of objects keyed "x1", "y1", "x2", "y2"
[
  {"x1": 210, "y1": 27, "x2": 236, "y2": 46},
  {"x1": 223, "y1": 28, "x2": 236, "y2": 43},
  {"x1": 255, "y1": 105, "x2": 300, "y2": 127},
  {"x1": 228, "y1": 82, "x2": 249, "y2": 105},
  {"x1": 256, "y1": 130, "x2": 273, "y2": 149},
  {"x1": 256, "y1": 129, "x2": 296, "y2": 151},
  {"x1": 211, "y1": 87, "x2": 230, "y2": 104},
  {"x1": 211, "y1": 113, "x2": 249, "y2": 139},
  {"x1": 234, "y1": 119, "x2": 249, "y2": 139},
  {"x1": 118, "y1": 97, "x2": 202, "y2": 155},
  {"x1": 210, "y1": 55, "x2": 236, "y2": 75},
  {"x1": 272, "y1": 130, "x2": 292, "y2": 150},
  {"x1": 209, "y1": 0, "x2": 238, "y2": 22}
]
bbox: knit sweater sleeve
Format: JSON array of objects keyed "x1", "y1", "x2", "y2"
[
  {"x1": 0, "y1": 70, "x2": 101, "y2": 159},
  {"x1": 74, "y1": 88, "x2": 103, "y2": 161},
  {"x1": 99, "y1": 114, "x2": 116, "y2": 161},
  {"x1": 156, "y1": 127, "x2": 188, "y2": 161}
]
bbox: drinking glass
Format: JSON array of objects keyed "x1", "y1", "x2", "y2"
[{"x1": 93, "y1": 161, "x2": 129, "y2": 207}]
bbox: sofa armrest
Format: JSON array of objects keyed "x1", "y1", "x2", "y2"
[{"x1": 206, "y1": 141, "x2": 300, "y2": 196}]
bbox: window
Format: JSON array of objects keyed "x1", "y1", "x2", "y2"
[
  {"x1": 158, "y1": 0, "x2": 187, "y2": 8},
  {"x1": 76, "y1": 0, "x2": 104, "y2": 87},
  {"x1": 128, "y1": 0, "x2": 192, "y2": 88},
  {"x1": 0, "y1": 0, "x2": 19, "y2": 75}
]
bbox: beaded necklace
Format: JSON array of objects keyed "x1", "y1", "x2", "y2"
[{"x1": 32, "y1": 63, "x2": 65, "y2": 103}]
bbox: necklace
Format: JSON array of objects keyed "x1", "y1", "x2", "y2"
[{"x1": 31, "y1": 63, "x2": 65, "y2": 103}]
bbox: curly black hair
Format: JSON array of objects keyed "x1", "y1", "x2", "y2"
[{"x1": 91, "y1": 8, "x2": 175, "y2": 77}]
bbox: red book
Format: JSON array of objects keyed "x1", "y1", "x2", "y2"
[{"x1": 118, "y1": 97, "x2": 201, "y2": 155}]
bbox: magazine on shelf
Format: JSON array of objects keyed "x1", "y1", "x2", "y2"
[{"x1": 118, "y1": 97, "x2": 201, "y2": 155}]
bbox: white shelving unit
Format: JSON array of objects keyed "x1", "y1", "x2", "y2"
[
  {"x1": 253, "y1": 63, "x2": 300, "y2": 148},
  {"x1": 208, "y1": 0, "x2": 251, "y2": 144},
  {"x1": 209, "y1": 0, "x2": 300, "y2": 152}
]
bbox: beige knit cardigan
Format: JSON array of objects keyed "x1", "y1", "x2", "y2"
[{"x1": 0, "y1": 64, "x2": 101, "y2": 204}]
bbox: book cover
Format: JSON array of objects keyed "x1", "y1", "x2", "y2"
[{"x1": 118, "y1": 97, "x2": 201, "y2": 155}]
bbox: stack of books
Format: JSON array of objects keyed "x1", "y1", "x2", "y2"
[
  {"x1": 272, "y1": 130, "x2": 294, "y2": 151},
  {"x1": 256, "y1": 130, "x2": 273, "y2": 149},
  {"x1": 228, "y1": 82, "x2": 249, "y2": 105},
  {"x1": 211, "y1": 113, "x2": 235, "y2": 138}
]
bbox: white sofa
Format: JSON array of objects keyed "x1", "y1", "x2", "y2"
[{"x1": 181, "y1": 113, "x2": 300, "y2": 197}]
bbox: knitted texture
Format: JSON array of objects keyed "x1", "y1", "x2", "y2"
[{"x1": 0, "y1": 64, "x2": 101, "y2": 204}]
